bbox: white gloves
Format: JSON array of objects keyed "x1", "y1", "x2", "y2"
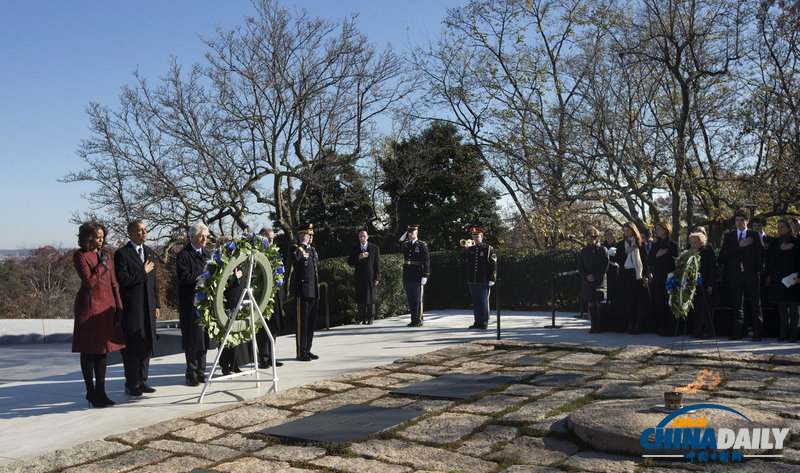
[
  {"x1": 420, "y1": 277, "x2": 427, "y2": 285},
  {"x1": 399, "y1": 231, "x2": 408, "y2": 242},
  {"x1": 488, "y1": 281, "x2": 495, "y2": 287}
]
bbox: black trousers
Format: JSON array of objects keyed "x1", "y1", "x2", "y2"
[
  {"x1": 729, "y1": 271, "x2": 762, "y2": 337},
  {"x1": 121, "y1": 352, "x2": 150, "y2": 389},
  {"x1": 691, "y1": 288, "x2": 715, "y2": 337},
  {"x1": 184, "y1": 349, "x2": 206, "y2": 382},
  {"x1": 777, "y1": 303, "x2": 800, "y2": 340},
  {"x1": 652, "y1": 281, "x2": 674, "y2": 335},
  {"x1": 618, "y1": 268, "x2": 650, "y2": 331},
  {"x1": 358, "y1": 303, "x2": 375, "y2": 323},
  {"x1": 296, "y1": 297, "x2": 319, "y2": 357}
]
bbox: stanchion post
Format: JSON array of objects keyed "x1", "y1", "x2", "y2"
[
  {"x1": 319, "y1": 282, "x2": 330, "y2": 330},
  {"x1": 495, "y1": 278, "x2": 501, "y2": 340}
]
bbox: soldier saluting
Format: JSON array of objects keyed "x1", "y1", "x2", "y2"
[
  {"x1": 393, "y1": 224, "x2": 430, "y2": 327},
  {"x1": 290, "y1": 224, "x2": 320, "y2": 361},
  {"x1": 459, "y1": 227, "x2": 497, "y2": 329}
]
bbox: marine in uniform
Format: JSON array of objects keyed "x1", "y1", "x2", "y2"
[
  {"x1": 459, "y1": 227, "x2": 497, "y2": 329},
  {"x1": 290, "y1": 224, "x2": 320, "y2": 361},
  {"x1": 393, "y1": 224, "x2": 430, "y2": 327}
]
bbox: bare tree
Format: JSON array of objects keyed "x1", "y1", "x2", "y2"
[{"x1": 62, "y1": 0, "x2": 411, "y2": 255}]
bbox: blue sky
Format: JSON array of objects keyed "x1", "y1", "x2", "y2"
[{"x1": 0, "y1": 0, "x2": 456, "y2": 249}]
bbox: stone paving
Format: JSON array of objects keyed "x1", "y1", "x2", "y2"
[{"x1": 4, "y1": 340, "x2": 800, "y2": 472}]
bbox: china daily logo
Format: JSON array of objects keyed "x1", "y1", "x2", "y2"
[{"x1": 640, "y1": 404, "x2": 789, "y2": 463}]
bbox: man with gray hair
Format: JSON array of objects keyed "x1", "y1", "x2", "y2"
[{"x1": 176, "y1": 222, "x2": 211, "y2": 386}]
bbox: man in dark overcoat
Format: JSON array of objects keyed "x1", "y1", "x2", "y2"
[
  {"x1": 459, "y1": 227, "x2": 497, "y2": 330},
  {"x1": 393, "y1": 224, "x2": 430, "y2": 327},
  {"x1": 291, "y1": 224, "x2": 320, "y2": 361},
  {"x1": 257, "y1": 227, "x2": 286, "y2": 368},
  {"x1": 719, "y1": 209, "x2": 766, "y2": 341},
  {"x1": 176, "y1": 222, "x2": 211, "y2": 386},
  {"x1": 347, "y1": 230, "x2": 381, "y2": 324},
  {"x1": 114, "y1": 221, "x2": 160, "y2": 396}
]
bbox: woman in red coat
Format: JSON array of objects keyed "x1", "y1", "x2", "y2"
[{"x1": 72, "y1": 222, "x2": 126, "y2": 407}]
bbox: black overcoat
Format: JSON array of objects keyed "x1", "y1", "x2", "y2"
[
  {"x1": 578, "y1": 243, "x2": 609, "y2": 301},
  {"x1": 176, "y1": 244, "x2": 211, "y2": 351},
  {"x1": 648, "y1": 237, "x2": 679, "y2": 284},
  {"x1": 347, "y1": 242, "x2": 381, "y2": 305},
  {"x1": 766, "y1": 235, "x2": 800, "y2": 304},
  {"x1": 114, "y1": 242, "x2": 160, "y2": 358}
]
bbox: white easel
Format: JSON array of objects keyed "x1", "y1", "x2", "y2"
[{"x1": 198, "y1": 252, "x2": 278, "y2": 402}]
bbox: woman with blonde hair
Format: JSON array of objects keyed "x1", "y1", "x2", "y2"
[
  {"x1": 688, "y1": 231, "x2": 717, "y2": 338},
  {"x1": 614, "y1": 222, "x2": 650, "y2": 334}
]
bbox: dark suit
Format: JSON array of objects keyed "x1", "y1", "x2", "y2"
[
  {"x1": 291, "y1": 242, "x2": 319, "y2": 358},
  {"x1": 347, "y1": 242, "x2": 381, "y2": 323},
  {"x1": 176, "y1": 243, "x2": 211, "y2": 383},
  {"x1": 718, "y1": 229, "x2": 765, "y2": 338},
  {"x1": 114, "y1": 242, "x2": 160, "y2": 390},
  {"x1": 393, "y1": 238, "x2": 430, "y2": 325},
  {"x1": 257, "y1": 245, "x2": 286, "y2": 365}
]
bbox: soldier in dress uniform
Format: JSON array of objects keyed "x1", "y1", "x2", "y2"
[
  {"x1": 393, "y1": 224, "x2": 430, "y2": 327},
  {"x1": 290, "y1": 224, "x2": 320, "y2": 361},
  {"x1": 459, "y1": 227, "x2": 497, "y2": 329}
]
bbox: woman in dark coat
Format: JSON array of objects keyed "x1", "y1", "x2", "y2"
[
  {"x1": 766, "y1": 218, "x2": 800, "y2": 342},
  {"x1": 578, "y1": 226, "x2": 609, "y2": 333},
  {"x1": 72, "y1": 222, "x2": 125, "y2": 407},
  {"x1": 220, "y1": 265, "x2": 254, "y2": 375},
  {"x1": 614, "y1": 222, "x2": 651, "y2": 334},
  {"x1": 688, "y1": 231, "x2": 717, "y2": 338},
  {"x1": 649, "y1": 222, "x2": 679, "y2": 336},
  {"x1": 601, "y1": 229, "x2": 619, "y2": 316}
]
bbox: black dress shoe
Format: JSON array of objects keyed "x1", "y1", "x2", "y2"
[
  {"x1": 139, "y1": 384, "x2": 156, "y2": 393},
  {"x1": 752, "y1": 336, "x2": 762, "y2": 342},
  {"x1": 125, "y1": 387, "x2": 143, "y2": 396},
  {"x1": 308, "y1": 353, "x2": 319, "y2": 360},
  {"x1": 407, "y1": 322, "x2": 422, "y2": 327},
  {"x1": 729, "y1": 334, "x2": 743, "y2": 340},
  {"x1": 262, "y1": 359, "x2": 284, "y2": 367},
  {"x1": 367, "y1": 319, "x2": 373, "y2": 325},
  {"x1": 186, "y1": 378, "x2": 200, "y2": 387},
  {"x1": 296, "y1": 355, "x2": 312, "y2": 362},
  {"x1": 476, "y1": 325, "x2": 488, "y2": 330},
  {"x1": 777, "y1": 337, "x2": 786, "y2": 342},
  {"x1": 468, "y1": 324, "x2": 478, "y2": 329}
]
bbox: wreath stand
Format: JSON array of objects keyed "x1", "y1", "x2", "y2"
[{"x1": 198, "y1": 252, "x2": 278, "y2": 403}]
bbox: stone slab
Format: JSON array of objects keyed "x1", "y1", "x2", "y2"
[
  {"x1": 349, "y1": 438, "x2": 496, "y2": 473},
  {"x1": 310, "y1": 455, "x2": 412, "y2": 473},
  {"x1": 301, "y1": 387, "x2": 387, "y2": 412},
  {"x1": 502, "y1": 388, "x2": 594, "y2": 422},
  {"x1": 511, "y1": 356, "x2": 548, "y2": 365},
  {"x1": 260, "y1": 404, "x2": 425, "y2": 444},
  {"x1": 547, "y1": 352, "x2": 607, "y2": 369},
  {"x1": 255, "y1": 445, "x2": 326, "y2": 461},
  {"x1": 391, "y1": 373, "x2": 517, "y2": 399},
  {"x1": 204, "y1": 405, "x2": 290, "y2": 429},
  {"x1": 397, "y1": 412, "x2": 488, "y2": 444},
  {"x1": 214, "y1": 457, "x2": 311, "y2": 472},
  {"x1": 457, "y1": 425, "x2": 519, "y2": 456},
  {"x1": 452, "y1": 394, "x2": 527, "y2": 414},
  {"x1": 530, "y1": 370, "x2": 595, "y2": 386},
  {"x1": 488, "y1": 436, "x2": 579, "y2": 465},
  {"x1": 146, "y1": 439, "x2": 240, "y2": 461},
  {"x1": 563, "y1": 451, "x2": 639, "y2": 472},
  {"x1": 0, "y1": 440, "x2": 130, "y2": 473},
  {"x1": 61, "y1": 448, "x2": 171, "y2": 473},
  {"x1": 130, "y1": 455, "x2": 210, "y2": 473}
]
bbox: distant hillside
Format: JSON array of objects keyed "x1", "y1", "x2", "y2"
[{"x1": 0, "y1": 249, "x2": 25, "y2": 261}]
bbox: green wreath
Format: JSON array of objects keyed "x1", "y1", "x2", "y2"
[
  {"x1": 194, "y1": 234, "x2": 284, "y2": 347},
  {"x1": 666, "y1": 249, "x2": 701, "y2": 320}
]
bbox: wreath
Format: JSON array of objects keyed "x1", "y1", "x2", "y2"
[
  {"x1": 665, "y1": 249, "x2": 701, "y2": 320},
  {"x1": 194, "y1": 234, "x2": 284, "y2": 347}
]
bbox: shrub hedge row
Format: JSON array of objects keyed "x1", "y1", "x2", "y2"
[{"x1": 315, "y1": 248, "x2": 582, "y2": 327}]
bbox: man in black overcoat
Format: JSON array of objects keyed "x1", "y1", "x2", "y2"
[
  {"x1": 291, "y1": 224, "x2": 320, "y2": 362},
  {"x1": 347, "y1": 230, "x2": 381, "y2": 324},
  {"x1": 718, "y1": 210, "x2": 766, "y2": 341},
  {"x1": 176, "y1": 222, "x2": 211, "y2": 386},
  {"x1": 114, "y1": 221, "x2": 160, "y2": 396},
  {"x1": 256, "y1": 227, "x2": 286, "y2": 368}
]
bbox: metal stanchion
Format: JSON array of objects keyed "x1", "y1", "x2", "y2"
[
  {"x1": 495, "y1": 278, "x2": 501, "y2": 340},
  {"x1": 319, "y1": 282, "x2": 329, "y2": 330}
]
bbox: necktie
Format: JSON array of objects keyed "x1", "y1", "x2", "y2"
[
  {"x1": 739, "y1": 232, "x2": 744, "y2": 242},
  {"x1": 138, "y1": 247, "x2": 144, "y2": 263}
]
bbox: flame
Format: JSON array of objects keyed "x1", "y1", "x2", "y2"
[{"x1": 675, "y1": 369, "x2": 721, "y2": 394}]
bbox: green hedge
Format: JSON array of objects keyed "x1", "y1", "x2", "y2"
[{"x1": 317, "y1": 248, "x2": 582, "y2": 327}]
